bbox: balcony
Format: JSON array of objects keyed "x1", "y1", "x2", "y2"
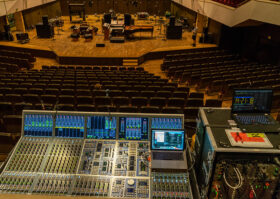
[{"x1": 172, "y1": 0, "x2": 280, "y2": 27}]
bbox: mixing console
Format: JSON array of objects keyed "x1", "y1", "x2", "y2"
[
  {"x1": 119, "y1": 117, "x2": 149, "y2": 140},
  {"x1": 33, "y1": 174, "x2": 73, "y2": 194},
  {"x1": 111, "y1": 178, "x2": 150, "y2": 198},
  {"x1": 55, "y1": 115, "x2": 85, "y2": 138},
  {"x1": 24, "y1": 114, "x2": 53, "y2": 137},
  {"x1": 87, "y1": 116, "x2": 117, "y2": 139},
  {"x1": 151, "y1": 172, "x2": 193, "y2": 199},
  {"x1": 43, "y1": 139, "x2": 83, "y2": 174},
  {"x1": 6, "y1": 137, "x2": 50, "y2": 172},
  {"x1": 78, "y1": 140, "x2": 115, "y2": 175},
  {"x1": 151, "y1": 117, "x2": 183, "y2": 130},
  {"x1": 0, "y1": 172, "x2": 35, "y2": 193},
  {"x1": 0, "y1": 111, "x2": 194, "y2": 198}
]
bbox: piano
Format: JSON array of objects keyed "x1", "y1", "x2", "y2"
[{"x1": 124, "y1": 25, "x2": 154, "y2": 38}]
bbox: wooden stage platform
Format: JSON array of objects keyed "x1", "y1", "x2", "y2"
[{"x1": 0, "y1": 15, "x2": 216, "y2": 65}]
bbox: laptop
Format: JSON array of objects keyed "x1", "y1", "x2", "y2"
[
  {"x1": 231, "y1": 89, "x2": 280, "y2": 133},
  {"x1": 151, "y1": 129, "x2": 188, "y2": 170}
]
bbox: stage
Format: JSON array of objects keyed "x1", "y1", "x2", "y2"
[{"x1": 0, "y1": 15, "x2": 216, "y2": 65}]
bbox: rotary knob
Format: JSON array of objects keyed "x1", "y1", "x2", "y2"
[{"x1": 127, "y1": 179, "x2": 135, "y2": 186}]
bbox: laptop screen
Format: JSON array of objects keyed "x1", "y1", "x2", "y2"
[
  {"x1": 151, "y1": 130, "x2": 184, "y2": 151},
  {"x1": 232, "y1": 89, "x2": 273, "y2": 113}
]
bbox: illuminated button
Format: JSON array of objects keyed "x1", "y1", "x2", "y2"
[{"x1": 127, "y1": 179, "x2": 135, "y2": 186}]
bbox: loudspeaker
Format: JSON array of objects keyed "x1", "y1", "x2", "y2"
[
  {"x1": 124, "y1": 14, "x2": 131, "y2": 26},
  {"x1": 16, "y1": 32, "x2": 29, "y2": 41},
  {"x1": 96, "y1": 43, "x2": 105, "y2": 47},
  {"x1": 169, "y1": 16, "x2": 175, "y2": 26},
  {"x1": 4, "y1": 25, "x2": 10, "y2": 32},
  {"x1": 36, "y1": 23, "x2": 54, "y2": 38},
  {"x1": 104, "y1": 13, "x2": 111, "y2": 24},
  {"x1": 42, "y1": 15, "x2": 49, "y2": 26},
  {"x1": 166, "y1": 25, "x2": 182, "y2": 39}
]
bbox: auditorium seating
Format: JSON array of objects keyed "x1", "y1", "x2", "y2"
[
  {"x1": 162, "y1": 48, "x2": 280, "y2": 99},
  {"x1": 0, "y1": 64, "x2": 228, "y2": 137}
]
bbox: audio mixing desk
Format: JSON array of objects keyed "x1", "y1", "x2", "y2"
[{"x1": 0, "y1": 111, "x2": 194, "y2": 199}]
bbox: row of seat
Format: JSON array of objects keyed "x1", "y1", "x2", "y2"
[
  {"x1": 0, "y1": 88, "x2": 192, "y2": 98},
  {"x1": 42, "y1": 65, "x2": 144, "y2": 71},
  {"x1": 164, "y1": 49, "x2": 230, "y2": 61},
  {"x1": 0, "y1": 56, "x2": 32, "y2": 69},
  {"x1": 0, "y1": 63, "x2": 19, "y2": 73},
  {"x1": 0, "y1": 49, "x2": 36, "y2": 63}
]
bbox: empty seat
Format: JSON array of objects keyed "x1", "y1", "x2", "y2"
[
  {"x1": 57, "y1": 104, "x2": 75, "y2": 111},
  {"x1": 119, "y1": 106, "x2": 138, "y2": 113},
  {"x1": 94, "y1": 96, "x2": 111, "y2": 106},
  {"x1": 140, "y1": 106, "x2": 160, "y2": 113},
  {"x1": 92, "y1": 90, "x2": 106, "y2": 97},
  {"x1": 76, "y1": 104, "x2": 96, "y2": 112},
  {"x1": 161, "y1": 107, "x2": 183, "y2": 114},
  {"x1": 41, "y1": 95, "x2": 57, "y2": 105},
  {"x1": 140, "y1": 91, "x2": 155, "y2": 98},
  {"x1": 168, "y1": 98, "x2": 185, "y2": 108},
  {"x1": 3, "y1": 115, "x2": 22, "y2": 133},
  {"x1": 14, "y1": 88, "x2": 28, "y2": 95},
  {"x1": 0, "y1": 87, "x2": 13, "y2": 95},
  {"x1": 14, "y1": 102, "x2": 33, "y2": 114},
  {"x1": 205, "y1": 99, "x2": 222, "y2": 107},
  {"x1": 186, "y1": 98, "x2": 204, "y2": 107},
  {"x1": 149, "y1": 97, "x2": 166, "y2": 107},
  {"x1": 22, "y1": 94, "x2": 41, "y2": 105},
  {"x1": 76, "y1": 96, "x2": 93, "y2": 105},
  {"x1": 189, "y1": 92, "x2": 204, "y2": 99},
  {"x1": 157, "y1": 91, "x2": 172, "y2": 98},
  {"x1": 184, "y1": 107, "x2": 199, "y2": 119},
  {"x1": 108, "y1": 90, "x2": 122, "y2": 97},
  {"x1": 173, "y1": 91, "x2": 188, "y2": 99},
  {"x1": 45, "y1": 88, "x2": 60, "y2": 96},
  {"x1": 76, "y1": 89, "x2": 91, "y2": 96},
  {"x1": 131, "y1": 97, "x2": 148, "y2": 107},
  {"x1": 61, "y1": 89, "x2": 74, "y2": 95},
  {"x1": 0, "y1": 102, "x2": 13, "y2": 115},
  {"x1": 96, "y1": 105, "x2": 117, "y2": 112},
  {"x1": 123, "y1": 90, "x2": 139, "y2": 98},
  {"x1": 112, "y1": 96, "x2": 130, "y2": 107},
  {"x1": 6, "y1": 94, "x2": 23, "y2": 103},
  {"x1": 58, "y1": 95, "x2": 75, "y2": 104}
]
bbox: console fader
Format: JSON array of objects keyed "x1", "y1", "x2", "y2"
[{"x1": 0, "y1": 111, "x2": 193, "y2": 199}]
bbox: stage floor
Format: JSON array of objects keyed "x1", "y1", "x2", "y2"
[{"x1": 1, "y1": 15, "x2": 216, "y2": 58}]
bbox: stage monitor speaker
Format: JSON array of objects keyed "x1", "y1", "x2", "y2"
[
  {"x1": 166, "y1": 25, "x2": 182, "y2": 39},
  {"x1": 124, "y1": 14, "x2": 131, "y2": 26},
  {"x1": 169, "y1": 16, "x2": 175, "y2": 26},
  {"x1": 110, "y1": 37, "x2": 125, "y2": 43},
  {"x1": 4, "y1": 25, "x2": 10, "y2": 33},
  {"x1": 42, "y1": 15, "x2": 49, "y2": 26},
  {"x1": 104, "y1": 13, "x2": 111, "y2": 24},
  {"x1": 36, "y1": 23, "x2": 54, "y2": 38},
  {"x1": 96, "y1": 43, "x2": 105, "y2": 47}
]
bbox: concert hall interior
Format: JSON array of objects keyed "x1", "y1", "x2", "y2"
[{"x1": 0, "y1": 0, "x2": 280, "y2": 199}]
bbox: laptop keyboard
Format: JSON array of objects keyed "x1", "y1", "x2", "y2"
[
  {"x1": 235, "y1": 115, "x2": 272, "y2": 125},
  {"x1": 153, "y1": 152, "x2": 184, "y2": 160}
]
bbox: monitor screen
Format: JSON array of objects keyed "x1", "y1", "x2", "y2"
[
  {"x1": 86, "y1": 116, "x2": 116, "y2": 139},
  {"x1": 55, "y1": 115, "x2": 85, "y2": 138},
  {"x1": 232, "y1": 89, "x2": 273, "y2": 113},
  {"x1": 151, "y1": 130, "x2": 184, "y2": 151},
  {"x1": 151, "y1": 117, "x2": 183, "y2": 129},
  {"x1": 119, "y1": 117, "x2": 149, "y2": 140},
  {"x1": 24, "y1": 114, "x2": 53, "y2": 137}
]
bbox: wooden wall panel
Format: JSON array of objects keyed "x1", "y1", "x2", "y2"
[
  {"x1": 22, "y1": 1, "x2": 61, "y2": 29},
  {"x1": 60, "y1": 0, "x2": 171, "y2": 16}
]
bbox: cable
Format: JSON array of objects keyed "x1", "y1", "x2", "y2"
[{"x1": 223, "y1": 166, "x2": 243, "y2": 199}]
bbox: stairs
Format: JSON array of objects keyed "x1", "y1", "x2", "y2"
[{"x1": 123, "y1": 58, "x2": 138, "y2": 66}]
